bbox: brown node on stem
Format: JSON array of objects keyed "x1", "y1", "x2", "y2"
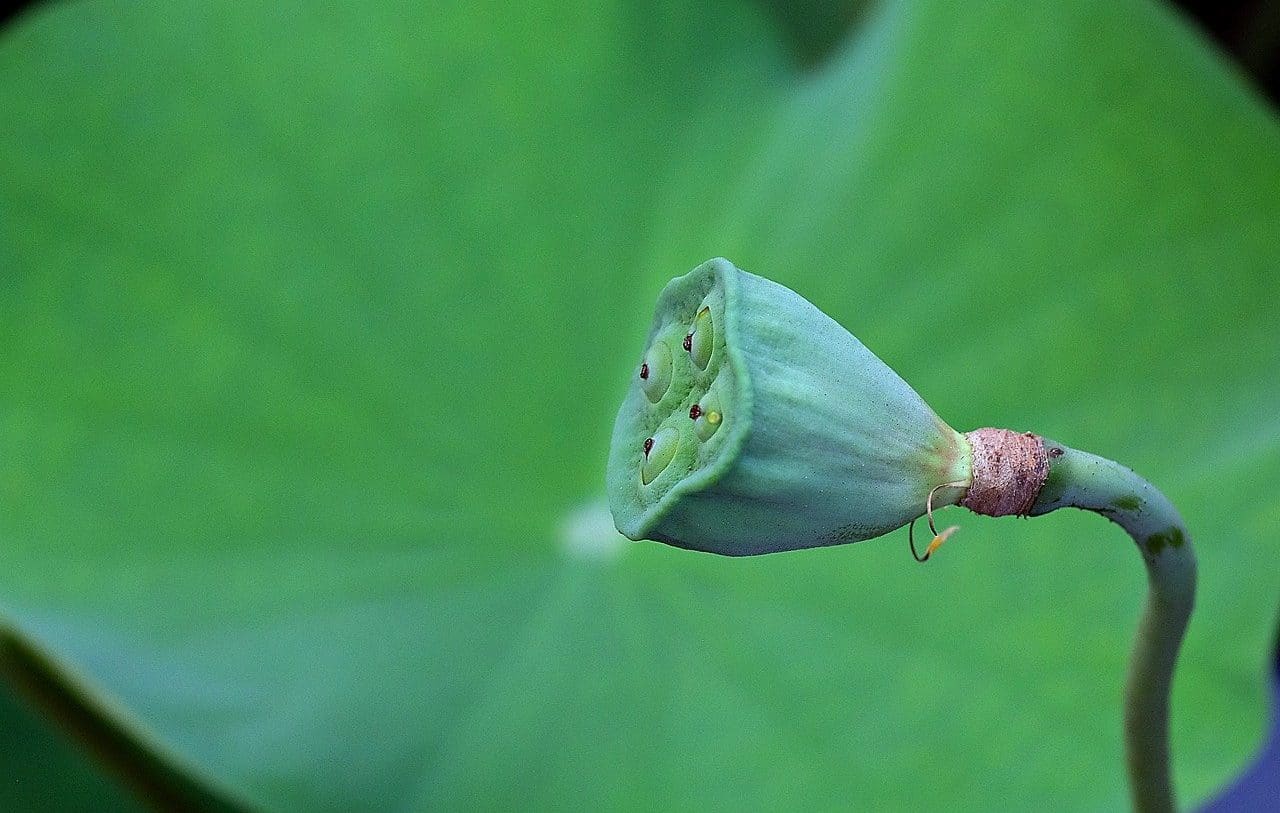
[{"x1": 960, "y1": 427, "x2": 1049, "y2": 517}]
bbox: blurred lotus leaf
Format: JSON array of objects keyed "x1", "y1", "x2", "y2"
[{"x1": 1, "y1": 0, "x2": 1278, "y2": 810}]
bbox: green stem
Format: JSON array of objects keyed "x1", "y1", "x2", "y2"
[{"x1": 1028, "y1": 441, "x2": 1196, "y2": 813}]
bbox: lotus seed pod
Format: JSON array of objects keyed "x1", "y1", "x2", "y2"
[{"x1": 606, "y1": 257, "x2": 971, "y2": 556}]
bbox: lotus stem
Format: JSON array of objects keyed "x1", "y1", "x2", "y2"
[{"x1": 1003, "y1": 437, "x2": 1197, "y2": 813}]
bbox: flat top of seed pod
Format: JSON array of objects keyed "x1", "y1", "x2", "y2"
[{"x1": 607, "y1": 258, "x2": 753, "y2": 541}]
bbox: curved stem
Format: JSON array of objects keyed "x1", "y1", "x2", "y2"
[{"x1": 1027, "y1": 441, "x2": 1197, "y2": 813}]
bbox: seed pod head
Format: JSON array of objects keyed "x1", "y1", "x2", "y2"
[{"x1": 607, "y1": 258, "x2": 970, "y2": 556}]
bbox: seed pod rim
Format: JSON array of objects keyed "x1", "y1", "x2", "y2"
[{"x1": 608, "y1": 257, "x2": 754, "y2": 541}]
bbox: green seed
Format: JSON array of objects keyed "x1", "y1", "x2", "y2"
[
  {"x1": 693, "y1": 391, "x2": 722, "y2": 440},
  {"x1": 688, "y1": 306, "x2": 713, "y2": 370},
  {"x1": 641, "y1": 427, "x2": 679, "y2": 485},
  {"x1": 639, "y1": 341, "x2": 672, "y2": 403}
]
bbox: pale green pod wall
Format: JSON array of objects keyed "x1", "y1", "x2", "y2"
[{"x1": 607, "y1": 258, "x2": 970, "y2": 555}]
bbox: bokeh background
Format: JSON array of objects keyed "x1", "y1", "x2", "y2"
[{"x1": 2, "y1": 0, "x2": 1279, "y2": 810}]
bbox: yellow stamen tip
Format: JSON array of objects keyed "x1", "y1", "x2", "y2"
[{"x1": 924, "y1": 525, "x2": 959, "y2": 558}]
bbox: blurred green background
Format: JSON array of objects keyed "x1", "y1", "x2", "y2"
[{"x1": 2, "y1": 0, "x2": 1279, "y2": 810}]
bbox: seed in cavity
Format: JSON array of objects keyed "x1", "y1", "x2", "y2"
[
  {"x1": 641, "y1": 427, "x2": 678, "y2": 485},
  {"x1": 688, "y1": 306, "x2": 713, "y2": 369},
  {"x1": 640, "y1": 341, "x2": 672, "y2": 403},
  {"x1": 693, "y1": 391, "x2": 722, "y2": 441}
]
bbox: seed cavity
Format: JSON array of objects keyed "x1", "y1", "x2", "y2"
[
  {"x1": 688, "y1": 306, "x2": 713, "y2": 370},
  {"x1": 641, "y1": 427, "x2": 678, "y2": 485},
  {"x1": 640, "y1": 341, "x2": 672, "y2": 403},
  {"x1": 696, "y1": 410, "x2": 721, "y2": 440},
  {"x1": 692, "y1": 390, "x2": 722, "y2": 440}
]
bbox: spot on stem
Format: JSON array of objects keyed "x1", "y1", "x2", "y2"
[
  {"x1": 1144, "y1": 526, "x2": 1186, "y2": 555},
  {"x1": 1114, "y1": 494, "x2": 1142, "y2": 511}
]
